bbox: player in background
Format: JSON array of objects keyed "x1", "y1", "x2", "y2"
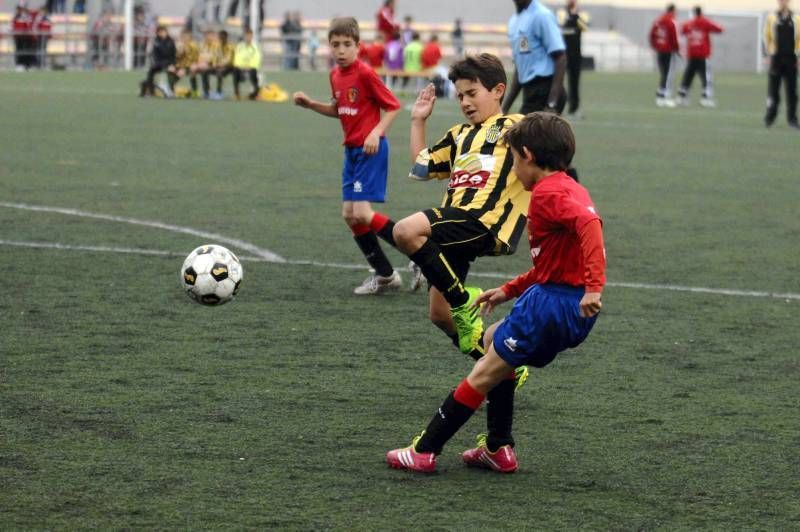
[
  {"x1": 233, "y1": 28, "x2": 261, "y2": 100},
  {"x1": 139, "y1": 25, "x2": 176, "y2": 97},
  {"x1": 213, "y1": 30, "x2": 236, "y2": 99},
  {"x1": 678, "y1": 6, "x2": 723, "y2": 108},
  {"x1": 198, "y1": 30, "x2": 220, "y2": 99},
  {"x1": 649, "y1": 3, "x2": 680, "y2": 107},
  {"x1": 174, "y1": 29, "x2": 200, "y2": 98},
  {"x1": 293, "y1": 17, "x2": 404, "y2": 295},
  {"x1": 376, "y1": 0, "x2": 400, "y2": 43},
  {"x1": 763, "y1": 0, "x2": 800, "y2": 129},
  {"x1": 387, "y1": 112, "x2": 605, "y2": 474},
  {"x1": 393, "y1": 54, "x2": 530, "y2": 382},
  {"x1": 557, "y1": 0, "x2": 590, "y2": 119}
]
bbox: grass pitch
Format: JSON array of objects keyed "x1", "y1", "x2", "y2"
[{"x1": 1, "y1": 70, "x2": 799, "y2": 529}]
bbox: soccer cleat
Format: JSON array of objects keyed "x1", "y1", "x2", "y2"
[
  {"x1": 451, "y1": 286, "x2": 484, "y2": 355},
  {"x1": 462, "y1": 434, "x2": 518, "y2": 473},
  {"x1": 514, "y1": 365, "x2": 529, "y2": 391},
  {"x1": 408, "y1": 260, "x2": 424, "y2": 292},
  {"x1": 700, "y1": 98, "x2": 716, "y2": 108},
  {"x1": 353, "y1": 270, "x2": 402, "y2": 295},
  {"x1": 386, "y1": 433, "x2": 436, "y2": 473}
]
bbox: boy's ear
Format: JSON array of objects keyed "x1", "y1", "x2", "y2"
[
  {"x1": 521, "y1": 146, "x2": 535, "y2": 165},
  {"x1": 492, "y1": 82, "x2": 507, "y2": 100}
]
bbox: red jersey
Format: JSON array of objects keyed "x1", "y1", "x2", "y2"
[
  {"x1": 681, "y1": 16, "x2": 723, "y2": 59},
  {"x1": 329, "y1": 59, "x2": 401, "y2": 148},
  {"x1": 421, "y1": 42, "x2": 442, "y2": 69},
  {"x1": 502, "y1": 172, "x2": 606, "y2": 297},
  {"x1": 364, "y1": 42, "x2": 385, "y2": 68},
  {"x1": 649, "y1": 13, "x2": 679, "y2": 53},
  {"x1": 12, "y1": 10, "x2": 33, "y2": 34}
]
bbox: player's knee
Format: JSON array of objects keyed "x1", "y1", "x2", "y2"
[{"x1": 392, "y1": 219, "x2": 416, "y2": 247}]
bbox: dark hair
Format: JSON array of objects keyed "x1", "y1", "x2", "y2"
[
  {"x1": 448, "y1": 53, "x2": 507, "y2": 90},
  {"x1": 503, "y1": 112, "x2": 576, "y2": 171},
  {"x1": 329, "y1": 17, "x2": 360, "y2": 43},
  {"x1": 244, "y1": 28, "x2": 253, "y2": 35},
  {"x1": 666, "y1": 3, "x2": 676, "y2": 12},
  {"x1": 693, "y1": 6, "x2": 702, "y2": 16},
  {"x1": 156, "y1": 25, "x2": 167, "y2": 33},
  {"x1": 219, "y1": 30, "x2": 228, "y2": 39}
]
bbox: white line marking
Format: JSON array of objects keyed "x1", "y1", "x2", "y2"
[
  {"x1": 0, "y1": 201, "x2": 285, "y2": 263},
  {"x1": 1, "y1": 239, "x2": 798, "y2": 301}
]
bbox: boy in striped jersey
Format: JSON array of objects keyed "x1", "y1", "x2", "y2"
[{"x1": 392, "y1": 54, "x2": 530, "y2": 365}]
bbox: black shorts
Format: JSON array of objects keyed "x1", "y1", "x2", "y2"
[
  {"x1": 520, "y1": 76, "x2": 567, "y2": 115},
  {"x1": 424, "y1": 207, "x2": 496, "y2": 283}
]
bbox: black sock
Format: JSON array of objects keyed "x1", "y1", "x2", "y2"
[
  {"x1": 190, "y1": 76, "x2": 197, "y2": 92},
  {"x1": 353, "y1": 231, "x2": 393, "y2": 277},
  {"x1": 486, "y1": 378, "x2": 516, "y2": 451},
  {"x1": 416, "y1": 392, "x2": 477, "y2": 454},
  {"x1": 375, "y1": 219, "x2": 396, "y2": 247},
  {"x1": 409, "y1": 239, "x2": 468, "y2": 307}
]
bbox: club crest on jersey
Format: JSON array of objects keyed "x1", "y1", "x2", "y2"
[
  {"x1": 347, "y1": 87, "x2": 358, "y2": 103},
  {"x1": 485, "y1": 124, "x2": 502, "y2": 144}
]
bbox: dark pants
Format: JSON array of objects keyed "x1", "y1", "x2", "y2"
[
  {"x1": 142, "y1": 65, "x2": 172, "y2": 95},
  {"x1": 14, "y1": 35, "x2": 36, "y2": 68},
  {"x1": 765, "y1": 55, "x2": 798, "y2": 126},
  {"x1": 215, "y1": 66, "x2": 235, "y2": 93},
  {"x1": 656, "y1": 51, "x2": 677, "y2": 97},
  {"x1": 520, "y1": 76, "x2": 567, "y2": 115},
  {"x1": 234, "y1": 68, "x2": 259, "y2": 98},
  {"x1": 679, "y1": 58, "x2": 710, "y2": 97},
  {"x1": 566, "y1": 54, "x2": 582, "y2": 114}
]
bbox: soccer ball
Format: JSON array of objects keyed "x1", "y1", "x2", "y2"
[{"x1": 180, "y1": 244, "x2": 243, "y2": 305}]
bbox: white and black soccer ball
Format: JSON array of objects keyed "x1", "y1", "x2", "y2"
[{"x1": 180, "y1": 244, "x2": 243, "y2": 306}]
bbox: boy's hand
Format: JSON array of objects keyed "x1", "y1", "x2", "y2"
[
  {"x1": 410, "y1": 83, "x2": 436, "y2": 121},
  {"x1": 472, "y1": 287, "x2": 510, "y2": 316},
  {"x1": 293, "y1": 91, "x2": 311, "y2": 108},
  {"x1": 579, "y1": 292, "x2": 602, "y2": 318},
  {"x1": 363, "y1": 131, "x2": 380, "y2": 155}
]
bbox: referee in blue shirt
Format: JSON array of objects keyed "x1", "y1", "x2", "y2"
[{"x1": 502, "y1": 0, "x2": 568, "y2": 115}]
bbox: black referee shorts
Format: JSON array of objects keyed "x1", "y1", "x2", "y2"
[
  {"x1": 424, "y1": 207, "x2": 496, "y2": 283},
  {"x1": 520, "y1": 76, "x2": 567, "y2": 115}
]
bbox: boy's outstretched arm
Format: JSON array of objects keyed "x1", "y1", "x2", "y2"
[
  {"x1": 293, "y1": 91, "x2": 338, "y2": 118},
  {"x1": 364, "y1": 108, "x2": 400, "y2": 155},
  {"x1": 409, "y1": 83, "x2": 436, "y2": 162}
]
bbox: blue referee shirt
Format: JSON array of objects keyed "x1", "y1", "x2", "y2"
[{"x1": 508, "y1": 1, "x2": 566, "y2": 83}]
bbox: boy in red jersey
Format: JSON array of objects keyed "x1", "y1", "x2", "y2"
[
  {"x1": 387, "y1": 112, "x2": 605, "y2": 473},
  {"x1": 293, "y1": 17, "x2": 404, "y2": 295},
  {"x1": 678, "y1": 6, "x2": 723, "y2": 107},
  {"x1": 649, "y1": 3, "x2": 680, "y2": 107}
]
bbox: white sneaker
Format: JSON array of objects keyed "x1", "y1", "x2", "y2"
[
  {"x1": 353, "y1": 270, "x2": 402, "y2": 295},
  {"x1": 662, "y1": 98, "x2": 677, "y2": 108},
  {"x1": 408, "y1": 261, "x2": 425, "y2": 292},
  {"x1": 700, "y1": 98, "x2": 716, "y2": 108}
]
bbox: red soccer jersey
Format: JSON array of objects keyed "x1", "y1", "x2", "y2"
[
  {"x1": 329, "y1": 59, "x2": 401, "y2": 148},
  {"x1": 364, "y1": 42, "x2": 385, "y2": 68},
  {"x1": 421, "y1": 42, "x2": 442, "y2": 69},
  {"x1": 376, "y1": 6, "x2": 398, "y2": 41},
  {"x1": 649, "y1": 13, "x2": 679, "y2": 53},
  {"x1": 502, "y1": 172, "x2": 606, "y2": 297},
  {"x1": 681, "y1": 16, "x2": 723, "y2": 59}
]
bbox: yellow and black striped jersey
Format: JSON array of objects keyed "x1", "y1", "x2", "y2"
[
  {"x1": 199, "y1": 40, "x2": 220, "y2": 66},
  {"x1": 217, "y1": 42, "x2": 235, "y2": 67},
  {"x1": 176, "y1": 40, "x2": 199, "y2": 68},
  {"x1": 410, "y1": 113, "x2": 530, "y2": 255}
]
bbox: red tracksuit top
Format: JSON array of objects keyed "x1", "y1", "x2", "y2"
[
  {"x1": 650, "y1": 13, "x2": 679, "y2": 53},
  {"x1": 681, "y1": 16, "x2": 723, "y2": 59}
]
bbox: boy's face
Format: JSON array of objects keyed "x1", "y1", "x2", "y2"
[
  {"x1": 157, "y1": 29, "x2": 167, "y2": 39},
  {"x1": 330, "y1": 34, "x2": 358, "y2": 68},
  {"x1": 454, "y1": 78, "x2": 505, "y2": 125},
  {"x1": 244, "y1": 32, "x2": 253, "y2": 43},
  {"x1": 181, "y1": 33, "x2": 191, "y2": 43},
  {"x1": 510, "y1": 146, "x2": 538, "y2": 190}
]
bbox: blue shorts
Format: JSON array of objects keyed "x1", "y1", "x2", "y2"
[
  {"x1": 492, "y1": 284, "x2": 598, "y2": 368},
  {"x1": 342, "y1": 137, "x2": 389, "y2": 202}
]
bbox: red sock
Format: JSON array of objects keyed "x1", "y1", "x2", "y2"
[
  {"x1": 370, "y1": 212, "x2": 389, "y2": 232},
  {"x1": 350, "y1": 223, "x2": 371, "y2": 236},
  {"x1": 453, "y1": 378, "x2": 485, "y2": 410}
]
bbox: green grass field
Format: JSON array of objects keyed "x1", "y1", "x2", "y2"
[{"x1": 1, "y1": 70, "x2": 799, "y2": 529}]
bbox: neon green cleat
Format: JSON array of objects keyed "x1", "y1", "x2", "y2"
[
  {"x1": 514, "y1": 366, "x2": 529, "y2": 391},
  {"x1": 451, "y1": 286, "x2": 484, "y2": 356}
]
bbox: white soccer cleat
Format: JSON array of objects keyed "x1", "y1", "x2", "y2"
[
  {"x1": 353, "y1": 270, "x2": 402, "y2": 295},
  {"x1": 408, "y1": 261, "x2": 424, "y2": 292},
  {"x1": 700, "y1": 98, "x2": 716, "y2": 108}
]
